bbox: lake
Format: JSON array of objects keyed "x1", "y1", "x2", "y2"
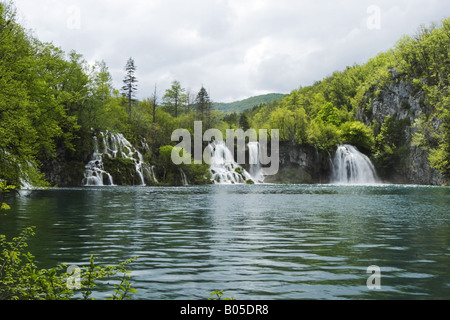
[{"x1": 1, "y1": 184, "x2": 449, "y2": 300}]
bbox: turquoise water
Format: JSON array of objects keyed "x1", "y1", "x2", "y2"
[{"x1": 1, "y1": 184, "x2": 449, "y2": 300}]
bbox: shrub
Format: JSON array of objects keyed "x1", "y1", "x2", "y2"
[
  {"x1": 0, "y1": 225, "x2": 138, "y2": 300},
  {"x1": 340, "y1": 121, "x2": 375, "y2": 153},
  {"x1": 0, "y1": 188, "x2": 138, "y2": 300}
]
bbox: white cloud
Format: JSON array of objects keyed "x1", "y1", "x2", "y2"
[{"x1": 12, "y1": 0, "x2": 450, "y2": 102}]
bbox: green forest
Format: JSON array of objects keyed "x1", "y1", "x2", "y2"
[
  {"x1": 243, "y1": 19, "x2": 450, "y2": 181},
  {"x1": 1, "y1": 1, "x2": 449, "y2": 189},
  {"x1": 213, "y1": 93, "x2": 286, "y2": 113}
]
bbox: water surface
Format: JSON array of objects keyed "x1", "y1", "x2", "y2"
[{"x1": 2, "y1": 184, "x2": 449, "y2": 300}]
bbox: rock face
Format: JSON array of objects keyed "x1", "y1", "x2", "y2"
[
  {"x1": 357, "y1": 71, "x2": 444, "y2": 185},
  {"x1": 264, "y1": 142, "x2": 331, "y2": 184},
  {"x1": 41, "y1": 143, "x2": 91, "y2": 187},
  {"x1": 405, "y1": 145, "x2": 444, "y2": 185},
  {"x1": 268, "y1": 71, "x2": 446, "y2": 186},
  {"x1": 42, "y1": 71, "x2": 446, "y2": 186}
]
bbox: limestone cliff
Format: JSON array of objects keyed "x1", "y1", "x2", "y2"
[
  {"x1": 263, "y1": 143, "x2": 331, "y2": 184},
  {"x1": 356, "y1": 70, "x2": 444, "y2": 185}
]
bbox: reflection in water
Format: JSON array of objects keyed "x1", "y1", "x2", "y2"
[{"x1": 1, "y1": 184, "x2": 449, "y2": 300}]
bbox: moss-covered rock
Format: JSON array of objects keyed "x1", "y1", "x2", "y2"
[{"x1": 103, "y1": 156, "x2": 140, "y2": 185}]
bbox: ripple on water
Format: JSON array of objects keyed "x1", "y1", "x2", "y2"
[{"x1": 2, "y1": 184, "x2": 449, "y2": 299}]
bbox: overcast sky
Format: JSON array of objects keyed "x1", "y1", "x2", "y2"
[{"x1": 13, "y1": 0, "x2": 450, "y2": 102}]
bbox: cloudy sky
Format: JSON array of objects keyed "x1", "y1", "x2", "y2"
[{"x1": 13, "y1": 0, "x2": 450, "y2": 102}]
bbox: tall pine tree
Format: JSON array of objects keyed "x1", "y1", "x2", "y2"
[{"x1": 121, "y1": 57, "x2": 138, "y2": 117}]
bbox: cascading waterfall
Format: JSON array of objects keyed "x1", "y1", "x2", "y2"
[
  {"x1": 208, "y1": 141, "x2": 255, "y2": 184},
  {"x1": 19, "y1": 160, "x2": 39, "y2": 190},
  {"x1": 82, "y1": 136, "x2": 114, "y2": 186},
  {"x1": 140, "y1": 139, "x2": 158, "y2": 183},
  {"x1": 248, "y1": 141, "x2": 265, "y2": 183},
  {"x1": 83, "y1": 131, "x2": 156, "y2": 186},
  {"x1": 331, "y1": 144, "x2": 379, "y2": 185},
  {"x1": 151, "y1": 165, "x2": 158, "y2": 183},
  {"x1": 179, "y1": 168, "x2": 189, "y2": 186}
]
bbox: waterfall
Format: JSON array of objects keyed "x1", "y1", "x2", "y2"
[
  {"x1": 151, "y1": 165, "x2": 158, "y2": 183},
  {"x1": 248, "y1": 141, "x2": 265, "y2": 183},
  {"x1": 179, "y1": 168, "x2": 189, "y2": 186},
  {"x1": 19, "y1": 160, "x2": 38, "y2": 190},
  {"x1": 209, "y1": 141, "x2": 253, "y2": 184},
  {"x1": 331, "y1": 144, "x2": 379, "y2": 185},
  {"x1": 83, "y1": 131, "x2": 156, "y2": 186},
  {"x1": 135, "y1": 150, "x2": 147, "y2": 186},
  {"x1": 83, "y1": 136, "x2": 115, "y2": 186}
]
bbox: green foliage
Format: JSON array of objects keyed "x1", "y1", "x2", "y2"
[
  {"x1": 247, "y1": 66, "x2": 360, "y2": 151},
  {"x1": 158, "y1": 145, "x2": 176, "y2": 168},
  {"x1": 244, "y1": 18, "x2": 449, "y2": 181},
  {"x1": 429, "y1": 148, "x2": 449, "y2": 178},
  {"x1": 183, "y1": 162, "x2": 212, "y2": 185},
  {"x1": 0, "y1": 181, "x2": 15, "y2": 213},
  {"x1": 103, "y1": 156, "x2": 139, "y2": 186},
  {"x1": 195, "y1": 86, "x2": 213, "y2": 127},
  {"x1": 213, "y1": 93, "x2": 285, "y2": 113},
  {"x1": 208, "y1": 290, "x2": 235, "y2": 300},
  {"x1": 0, "y1": 224, "x2": 138, "y2": 300},
  {"x1": 162, "y1": 80, "x2": 187, "y2": 118},
  {"x1": 427, "y1": 96, "x2": 450, "y2": 178},
  {"x1": 340, "y1": 121, "x2": 375, "y2": 153},
  {"x1": 158, "y1": 145, "x2": 212, "y2": 185},
  {"x1": 411, "y1": 114, "x2": 440, "y2": 151},
  {"x1": 373, "y1": 116, "x2": 411, "y2": 177},
  {"x1": 2, "y1": 0, "x2": 449, "y2": 186},
  {"x1": 395, "y1": 20, "x2": 450, "y2": 180},
  {"x1": 222, "y1": 112, "x2": 240, "y2": 129},
  {"x1": 239, "y1": 113, "x2": 251, "y2": 131},
  {"x1": 306, "y1": 120, "x2": 342, "y2": 151},
  {"x1": 0, "y1": 181, "x2": 138, "y2": 300},
  {"x1": 315, "y1": 102, "x2": 341, "y2": 126},
  {"x1": 0, "y1": 2, "x2": 78, "y2": 187},
  {"x1": 267, "y1": 107, "x2": 297, "y2": 142},
  {"x1": 121, "y1": 57, "x2": 138, "y2": 117}
]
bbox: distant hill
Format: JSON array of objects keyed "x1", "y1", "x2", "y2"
[{"x1": 213, "y1": 93, "x2": 286, "y2": 113}]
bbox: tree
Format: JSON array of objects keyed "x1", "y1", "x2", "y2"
[
  {"x1": 92, "y1": 60, "x2": 113, "y2": 104},
  {"x1": 195, "y1": 86, "x2": 212, "y2": 126},
  {"x1": 185, "y1": 90, "x2": 195, "y2": 113},
  {"x1": 239, "y1": 113, "x2": 251, "y2": 131},
  {"x1": 373, "y1": 115, "x2": 411, "y2": 177},
  {"x1": 306, "y1": 119, "x2": 341, "y2": 151},
  {"x1": 121, "y1": 57, "x2": 138, "y2": 117},
  {"x1": 0, "y1": 1, "x2": 77, "y2": 187},
  {"x1": 223, "y1": 112, "x2": 239, "y2": 129},
  {"x1": 152, "y1": 83, "x2": 158, "y2": 123},
  {"x1": 340, "y1": 121, "x2": 375, "y2": 153},
  {"x1": 428, "y1": 96, "x2": 450, "y2": 179},
  {"x1": 162, "y1": 80, "x2": 187, "y2": 118}
]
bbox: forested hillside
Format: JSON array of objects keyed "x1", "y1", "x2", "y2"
[
  {"x1": 0, "y1": 2, "x2": 221, "y2": 187},
  {"x1": 242, "y1": 19, "x2": 449, "y2": 184},
  {"x1": 213, "y1": 93, "x2": 286, "y2": 113},
  {"x1": 1, "y1": 0, "x2": 449, "y2": 187}
]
